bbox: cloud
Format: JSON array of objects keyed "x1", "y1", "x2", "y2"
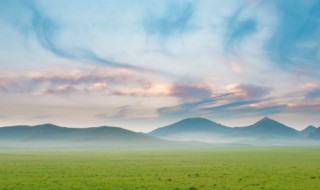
[
  {"x1": 5, "y1": 0, "x2": 150, "y2": 72},
  {"x1": 41, "y1": 85, "x2": 77, "y2": 95},
  {"x1": 0, "y1": 84, "x2": 7, "y2": 92},
  {"x1": 158, "y1": 83, "x2": 278, "y2": 119},
  {"x1": 30, "y1": 68, "x2": 133, "y2": 85},
  {"x1": 0, "y1": 114, "x2": 8, "y2": 119},
  {"x1": 96, "y1": 105, "x2": 159, "y2": 120},
  {"x1": 0, "y1": 67, "x2": 136, "y2": 95},
  {"x1": 202, "y1": 100, "x2": 286, "y2": 118},
  {"x1": 157, "y1": 94, "x2": 286, "y2": 119},
  {"x1": 31, "y1": 114, "x2": 55, "y2": 120},
  {"x1": 0, "y1": 67, "x2": 178, "y2": 97},
  {"x1": 158, "y1": 83, "x2": 320, "y2": 120},
  {"x1": 265, "y1": 0, "x2": 320, "y2": 69},
  {"x1": 110, "y1": 83, "x2": 171, "y2": 97},
  {"x1": 287, "y1": 102, "x2": 320, "y2": 114},
  {"x1": 103, "y1": 82, "x2": 212, "y2": 99},
  {"x1": 143, "y1": 0, "x2": 196, "y2": 38},
  {"x1": 228, "y1": 84, "x2": 271, "y2": 100},
  {"x1": 170, "y1": 83, "x2": 212, "y2": 101},
  {"x1": 95, "y1": 106, "x2": 135, "y2": 120},
  {"x1": 224, "y1": 7, "x2": 258, "y2": 52},
  {"x1": 306, "y1": 88, "x2": 320, "y2": 99},
  {"x1": 21, "y1": 0, "x2": 68, "y2": 56},
  {"x1": 202, "y1": 99, "x2": 262, "y2": 111},
  {"x1": 158, "y1": 93, "x2": 231, "y2": 115}
]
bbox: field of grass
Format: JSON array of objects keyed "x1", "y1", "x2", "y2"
[{"x1": 0, "y1": 147, "x2": 320, "y2": 190}]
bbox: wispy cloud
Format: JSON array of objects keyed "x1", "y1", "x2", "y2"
[
  {"x1": 157, "y1": 82, "x2": 319, "y2": 120},
  {"x1": 96, "y1": 105, "x2": 159, "y2": 120},
  {"x1": 0, "y1": 114, "x2": 8, "y2": 119},
  {"x1": 305, "y1": 88, "x2": 320, "y2": 99},
  {"x1": 287, "y1": 102, "x2": 320, "y2": 114},
  {"x1": 158, "y1": 95, "x2": 289, "y2": 120},
  {"x1": 40, "y1": 85, "x2": 78, "y2": 95},
  {"x1": 0, "y1": 67, "x2": 138, "y2": 95},
  {"x1": 6, "y1": 0, "x2": 153, "y2": 72},
  {"x1": 265, "y1": 0, "x2": 320, "y2": 70},
  {"x1": 109, "y1": 83, "x2": 171, "y2": 97},
  {"x1": 228, "y1": 84, "x2": 271, "y2": 100},
  {"x1": 31, "y1": 114, "x2": 55, "y2": 120},
  {"x1": 143, "y1": 0, "x2": 196, "y2": 38},
  {"x1": 224, "y1": 7, "x2": 258, "y2": 53},
  {"x1": 2, "y1": 67, "x2": 206, "y2": 98},
  {"x1": 170, "y1": 83, "x2": 212, "y2": 101}
]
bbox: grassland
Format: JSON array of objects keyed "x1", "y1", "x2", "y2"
[{"x1": 0, "y1": 147, "x2": 320, "y2": 190}]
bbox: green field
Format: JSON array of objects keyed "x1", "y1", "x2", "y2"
[{"x1": 0, "y1": 148, "x2": 320, "y2": 190}]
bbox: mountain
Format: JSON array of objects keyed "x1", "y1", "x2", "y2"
[
  {"x1": 300, "y1": 125, "x2": 318, "y2": 137},
  {"x1": 309, "y1": 127, "x2": 320, "y2": 140},
  {"x1": 149, "y1": 117, "x2": 304, "y2": 144},
  {"x1": 1, "y1": 118, "x2": 318, "y2": 148},
  {"x1": 150, "y1": 118, "x2": 230, "y2": 135},
  {"x1": 0, "y1": 124, "x2": 164, "y2": 148},
  {"x1": 234, "y1": 117, "x2": 300, "y2": 138},
  {"x1": 148, "y1": 118, "x2": 231, "y2": 143}
]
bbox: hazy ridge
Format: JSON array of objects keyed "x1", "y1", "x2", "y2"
[{"x1": 0, "y1": 117, "x2": 319, "y2": 148}]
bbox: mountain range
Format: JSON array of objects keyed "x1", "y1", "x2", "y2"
[
  {"x1": 0, "y1": 124, "x2": 165, "y2": 148},
  {"x1": 0, "y1": 117, "x2": 319, "y2": 148},
  {"x1": 148, "y1": 117, "x2": 307, "y2": 144}
]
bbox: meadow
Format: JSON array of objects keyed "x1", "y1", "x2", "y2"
[{"x1": 0, "y1": 148, "x2": 320, "y2": 190}]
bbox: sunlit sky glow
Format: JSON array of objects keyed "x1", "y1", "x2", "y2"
[{"x1": 0, "y1": 0, "x2": 320, "y2": 131}]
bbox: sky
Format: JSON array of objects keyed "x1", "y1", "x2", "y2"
[{"x1": 0, "y1": 0, "x2": 320, "y2": 131}]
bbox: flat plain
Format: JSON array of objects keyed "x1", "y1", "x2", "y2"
[{"x1": 0, "y1": 147, "x2": 320, "y2": 190}]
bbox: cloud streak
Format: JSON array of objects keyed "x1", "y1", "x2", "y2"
[
  {"x1": 229, "y1": 84, "x2": 271, "y2": 100},
  {"x1": 158, "y1": 82, "x2": 320, "y2": 121},
  {"x1": 265, "y1": 0, "x2": 320, "y2": 70},
  {"x1": 170, "y1": 83, "x2": 212, "y2": 101},
  {"x1": 0, "y1": 67, "x2": 136, "y2": 95},
  {"x1": 1, "y1": 68, "x2": 211, "y2": 99},
  {"x1": 224, "y1": 6, "x2": 258, "y2": 52},
  {"x1": 158, "y1": 95, "x2": 291, "y2": 120},
  {"x1": 306, "y1": 88, "x2": 320, "y2": 99},
  {"x1": 143, "y1": 0, "x2": 196, "y2": 38},
  {"x1": 14, "y1": 0, "x2": 157, "y2": 73}
]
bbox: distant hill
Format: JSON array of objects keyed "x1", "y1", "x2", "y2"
[
  {"x1": 234, "y1": 117, "x2": 300, "y2": 138},
  {"x1": 0, "y1": 124, "x2": 164, "y2": 148},
  {"x1": 300, "y1": 125, "x2": 318, "y2": 137},
  {"x1": 148, "y1": 117, "x2": 307, "y2": 144},
  {"x1": 149, "y1": 118, "x2": 230, "y2": 138}
]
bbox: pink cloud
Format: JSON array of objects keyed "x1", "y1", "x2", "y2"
[
  {"x1": 228, "y1": 83, "x2": 271, "y2": 100},
  {"x1": 169, "y1": 83, "x2": 213, "y2": 101}
]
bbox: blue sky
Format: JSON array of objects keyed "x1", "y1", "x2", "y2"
[{"x1": 0, "y1": 0, "x2": 319, "y2": 131}]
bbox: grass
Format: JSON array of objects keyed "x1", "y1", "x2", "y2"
[{"x1": 0, "y1": 147, "x2": 320, "y2": 190}]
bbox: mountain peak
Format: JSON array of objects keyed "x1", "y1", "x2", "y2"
[
  {"x1": 179, "y1": 117, "x2": 214, "y2": 123},
  {"x1": 260, "y1": 116, "x2": 273, "y2": 122},
  {"x1": 174, "y1": 117, "x2": 226, "y2": 128},
  {"x1": 255, "y1": 117, "x2": 280, "y2": 125},
  {"x1": 301, "y1": 125, "x2": 318, "y2": 136},
  {"x1": 148, "y1": 117, "x2": 229, "y2": 137},
  {"x1": 33, "y1": 123, "x2": 61, "y2": 129},
  {"x1": 303, "y1": 125, "x2": 317, "y2": 130},
  {"x1": 246, "y1": 117, "x2": 299, "y2": 137},
  {"x1": 37, "y1": 123, "x2": 58, "y2": 126}
]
